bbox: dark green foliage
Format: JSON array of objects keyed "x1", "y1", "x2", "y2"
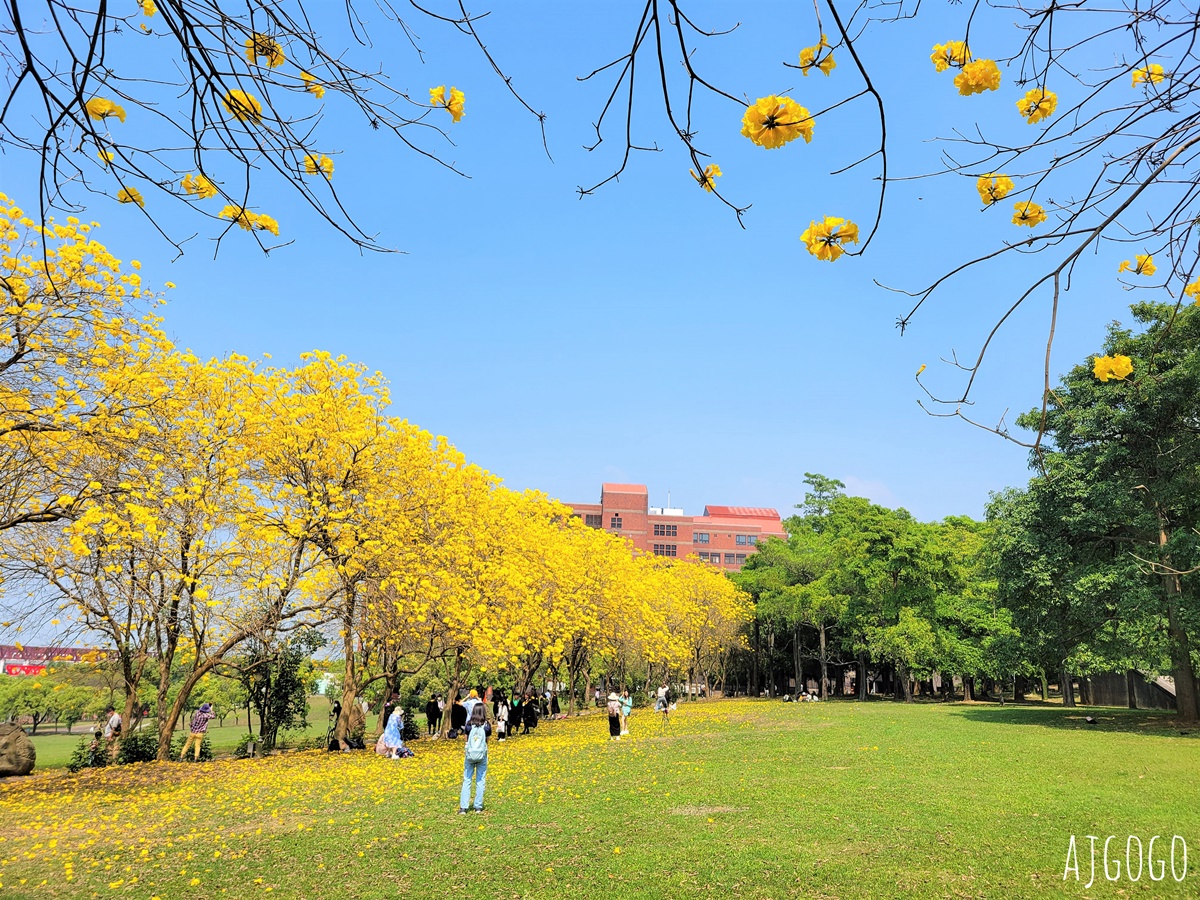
[
  {"x1": 238, "y1": 629, "x2": 325, "y2": 751},
  {"x1": 66, "y1": 735, "x2": 108, "y2": 774}
]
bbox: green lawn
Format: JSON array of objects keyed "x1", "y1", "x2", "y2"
[{"x1": 3, "y1": 699, "x2": 1199, "y2": 899}]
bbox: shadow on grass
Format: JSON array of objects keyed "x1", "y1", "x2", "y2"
[{"x1": 948, "y1": 703, "x2": 1199, "y2": 739}]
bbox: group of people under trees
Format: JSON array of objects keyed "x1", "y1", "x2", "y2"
[{"x1": 424, "y1": 688, "x2": 565, "y2": 742}]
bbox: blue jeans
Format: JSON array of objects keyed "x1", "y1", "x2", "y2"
[{"x1": 460, "y1": 756, "x2": 487, "y2": 810}]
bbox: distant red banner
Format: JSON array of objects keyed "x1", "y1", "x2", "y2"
[{"x1": 4, "y1": 664, "x2": 47, "y2": 676}]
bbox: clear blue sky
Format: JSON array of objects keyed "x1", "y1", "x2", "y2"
[{"x1": 7, "y1": 1, "x2": 1144, "y2": 522}]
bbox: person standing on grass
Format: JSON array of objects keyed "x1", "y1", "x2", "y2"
[
  {"x1": 606, "y1": 692, "x2": 622, "y2": 741},
  {"x1": 180, "y1": 703, "x2": 215, "y2": 761},
  {"x1": 509, "y1": 693, "x2": 523, "y2": 738},
  {"x1": 102, "y1": 705, "x2": 123, "y2": 760},
  {"x1": 425, "y1": 694, "x2": 441, "y2": 736},
  {"x1": 458, "y1": 703, "x2": 491, "y2": 814},
  {"x1": 619, "y1": 690, "x2": 632, "y2": 736},
  {"x1": 496, "y1": 696, "x2": 509, "y2": 741}
]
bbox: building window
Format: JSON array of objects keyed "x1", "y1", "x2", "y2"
[
  {"x1": 698, "y1": 551, "x2": 709, "y2": 561},
  {"x1": 610, "y1": 515, "x2": 622, "y2": 529},
  {"x1": 736, "y1": 534, "x2": 747, "y2": 545},
  {"x1": 748, "y1": 535, "x2": 758, "y2": 545},
  {"x1": 693, "y1": 532, "x2": 710, "y2": 544},
  {"x1": 585, "y1": 514, "x2": 602, "y2": 528},
  {"x1": 724, "y1": 553, "x2": 736, "y2": 565},
  {"x1": 653, "y1": 524, "x2": 678, "y2": 537},
  {"x1": 711, "y1": 555, "x2": 722, "y2": 565},
  {"x1": 735, "y1": 554, "x2": 747, "y2": 564},
  {"x1": 653, "y1": 544, "x2": 677, "y2": 557}
]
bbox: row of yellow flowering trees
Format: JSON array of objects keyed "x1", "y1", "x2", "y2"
[{"x1": 0, "y1": 195, "x2": 749, "y2": 758}]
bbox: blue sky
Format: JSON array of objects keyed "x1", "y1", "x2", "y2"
[{"x1": 7, "y1": 0, "x2": 1149, "y2": 522}]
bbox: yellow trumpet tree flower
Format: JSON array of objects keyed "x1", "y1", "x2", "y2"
[
  {"x1": 976, "y1": 174, "x2": 1014, "y2": 205},
  {"x1": 1012, "y1": 201, "x2": 1047, "y2": 227},
  {"x1": 954, "y1": 59, "x2": 1001, "y2": 95},
  {"x1": 301, "y1": 71, "x2": 326, "y2": 99},
  {"x1": 930, "y1": 41, "x2": 969, "y2": 72},
  {"x1": 430, "y1": 85, "x2": 466, "y2": 123},
  {"x1": 689, "y1": 164, "x2": 722, "y2": 192},
  {"x1": 741, "y1": 96, "x2": 813, "y2": 149},
  {"x1": 181, "y1": 173, "x2": 218, "y2": 199},
  {"x1": 798, "y1": 36, "x2": 835, "y2": 76},
  {"x1": 1132, "y1": 64, "x2": 1165, "y2": 86},
  {"x1": 801, "y1": 216, "x2": 860, "y2": 261},
  {"x1": 223, "y1": 90, "x2": 263, "y2": 124},
  {"x1": 1184, "y1": 280, "x2": 1200, "y2": 304},
  {"x1": 1118, "y1": 254, "x2": 1156, "y2": 276},
  {"x1": 1017, "y1": 88, "x2": 1057, "y2": 124},
  {"x1": 245, "y1": 33, "x2": 286, "y2": 68},
  {"x1": 116, "y1": 186, "x2": 144, "y2": 207},
  {"x1": 1092, "y1": 354, "x2": 1133, "y2": 382},
  {"x1": 304, "y1": 155, "x2": 335, "y2": 179},
  {"x1": 85, "y1": 98, "x2": 126, "y2": 123}
]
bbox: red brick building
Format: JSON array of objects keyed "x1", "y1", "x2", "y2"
[{"x1": 567, "y1": 483, "x2": 786, "y2": 570}]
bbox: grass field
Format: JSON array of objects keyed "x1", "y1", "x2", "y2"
[
  {"x1": 3, "y1": 699, "x2": 1199, "y2": 899},
  {"x1": 26, "y1": 696, "x2": 340, "y2": 769}
]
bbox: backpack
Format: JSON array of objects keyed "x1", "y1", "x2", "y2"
[
  {"x1": 465, "y1": 724, "x2": 487, "y2": 762},
  {"x1": 607, "y1": 700, "x2": 619, "y2": 717}
]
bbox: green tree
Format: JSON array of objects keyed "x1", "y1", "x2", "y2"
[{"x1": 1010, "y1": 301, "x2": 1200, "y2": 723}]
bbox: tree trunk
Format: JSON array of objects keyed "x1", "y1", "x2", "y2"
[
  {"x1": 857, "y1": 653, "x2": 868, "y2": 701},
  {"x1": 1060, "y1": 665, "x2": 1076, "y2": 707},
  {"x1": 1014, "y1": 675, "x2": 1026, "y2": 702},
  {"x1": 962, "y1": 675, "x2": 974, "y2": 703},
  {"x1": 897, "y1": 665, "x2": 913, "y2": 702},
  {"x1": 818, "y1": 624, "x2": 829, "y2": 700},
  {"x1": 1039, "y1": 673, "x2": 1048, "y2": 701},
  {"x1": 439, "y1": 649, "x2": 464, "y2": 738},
  {"x1": 1157, "y1": 516, "x2": 1200, "y2": 724},
  {"x1": 751, "y1": 618, "x2": 761, "y2": 696}
]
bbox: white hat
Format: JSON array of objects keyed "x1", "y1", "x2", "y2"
[{"x1": 607, "y1": 692, "x2": 619, "y2": 701}]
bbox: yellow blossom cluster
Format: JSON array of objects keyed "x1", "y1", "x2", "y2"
[
  {"x1": 304, "y1": 154, "x2": 335, "y2": 179},
  {"x1": 1017, "y1": 88, "x2": 1057, "y2": 124},
  {"x1": 301, "y1": 71, "x2": 326, "y2": 99},
  {"x1": 954, "y1": 59, "x2": 1001, "y2": 96},
  {"x1": 430, "y1": 86, "x2": 466, "y2": 123},
  {"x1": 245, "y1": 33, "x2": 286, "y2": 68},
  {"x1": 1118, "y1": 254, "x2": 1156, "y2": 277},
  {"x1": 689, "y1": 164, "x2": 722, "y2": 192},
  {"x1": 223, "y1": 90, "x2": 263, "y2": 124},
  {"x1": 741, "y1": 96, "x2": 813, "y2": 149},
  {"x1": 85, "y1": 97, "x2": 126, "y2": 123},
  {"x1": 1012, "y1": 201, "x2": 1047, "y2": 227},
  {"x1": 976, "y1": 174, "x2": 1014, "y2": 206},
  {"x1": 798, "y1": 35, "x2": 836, "y2": 76},
  {"x1": 1093, "y1": 354, "x2": 1133, "y2": 382},
  {"x1": 800, "y1": 216, "x2": 860, "y2": 261},
  {"x1": 181, "y1": 173, "x2": 218, "y2": 199},
  {"x1": 219, "y1": 205, "x2": 280, "y2": 235},
  {"x1": 1132, "y1": 64, "x2": 1165, "y2": 86},
  {"x1": 930, "y1": 41, "x2": 969, "y2": 72}
]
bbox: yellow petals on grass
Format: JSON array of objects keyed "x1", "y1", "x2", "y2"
[
  {"x1": 1093, "y1": 354, "x2": 1133, "y2": 382},
  {"x1": 1012, "y1": 201, "x2": 1046, "y2": 227},
  {"x1": 741, "y1": 96, "x2": 813, "y2": 149},
  {"x1": 223, "y1": 90, "x2": 263, "y2": 124},
  {"x1": 1118, "y1": 254, "x2": 1156, "y2": 276},
  {"x1": 304, "y1": 155, "x2": 334, "y2": 179},
  {"x1": 954, "y1": 59, "x2": 1001, "y2": 95},
  {"x1": 931, "y1": 41, "x2": 969, "y2": 72},
  {"x1": 689, "y1": 164, "x2": 722, "y2": 192},
  {"x1": 430, "y1": 86, "x2": 465, "y2": 123},
  {"x1": 219, "y1": 206, "x2": 280, "y2": 236},
  {"x1": 798, "y1": 36, "x2": 836, "y2": 77},
  {"x1": 801, "y1": 216, "x2": 860, "y2": 261},
  {"x1": 302, "y1": 72, "x2": 326, "y2": 99},
  {"x1": 116, "y1": 187, "x2": 144, "y2": 208},
  {"x1": 1017, "y1": 88, "x2": 1057, "y2": 124},
  {"x1": 86, "y1": 98, "x2": 126, "y2": 123},
  {"x1": 1132, "y1": 64, "x2": 1165, "y2": 87},
  {"x1": 245, "y1": 34, "x2": 285, "y2": 68},
  {"x1": 181, "y1": 174, "x2": 218, "y2": 199},
  {"x1": 977, "y1": 174, "x2": 1014, "y2": 205}
]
